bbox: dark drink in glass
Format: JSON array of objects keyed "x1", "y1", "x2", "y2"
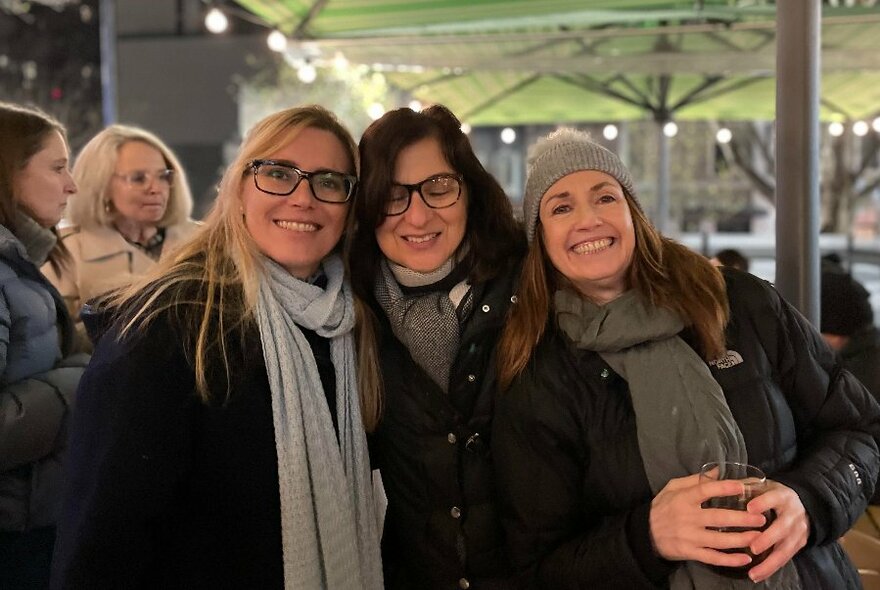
[{"x1": 700, "y1": 462, "x2": 774, "y2": 580}]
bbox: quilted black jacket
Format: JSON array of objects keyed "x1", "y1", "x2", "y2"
[
  {"x1": 493, "y1": 268, "x2": 880, "y2": 589},
  {"x1": 373, "y1": 258, "x2": 520, "y2": 590}
]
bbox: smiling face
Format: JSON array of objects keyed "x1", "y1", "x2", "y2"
[
  {"x1": 109, "y1": 140, "x2": 171, "y2": 227},
  {"x1": 14, "y1": 130, "x2": 77, "y2": 228},
  {"x1": 539, "y1": 169, "x2": 635, "y2": 304},
  {"x1": 241, "y1": 126, "x2": 352, "y2": 279},
  {"x1": 375, "y1": 136, "x2": 468, "y2": 273}
]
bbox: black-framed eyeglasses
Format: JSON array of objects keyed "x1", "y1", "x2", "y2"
[
  {"x1": 248, "y1": 159, "x2": 356, "y2": 204},
  {"x1": 113, "y1": 169, "x2": 175, "y2": 189},
  {"x1": 386, "y1": 173, "x2": 463, "y2": 216}
]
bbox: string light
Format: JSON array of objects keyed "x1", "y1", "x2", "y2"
[
  {"x1": 603, "y1": 124, "x2": 618, "y2": 141},
  {"x1": 267, "y1": 30, "x2": 287, "y2": 53},
  {"x1": 297, "y1": 62, "x2": 317, "y2": 83},
  {"x1": 205, "y1": 8, "x2": 229, "y2": 34}
]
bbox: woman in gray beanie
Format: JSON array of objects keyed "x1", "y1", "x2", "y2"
[{"x1": 492, "y1": 128, "x2": 880, "y2": 589}]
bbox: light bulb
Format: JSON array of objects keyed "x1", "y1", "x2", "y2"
[
  {"x1": 716, "y1": 128, "x2": 732, "y2": 144},
  {"x1": 500, "y1": 127, "x2": 516, "y2": 144},
  {"x1": 297, "y1": 63, "x2": 317, "y2": 84},
  {"x1": 267, "y1": 30, "x2": 287, "y2": 53},
  {"x1": 829, "y1": 122, "x2": 845, "y2": 137},
  {"x1": 205, "y1": 8, "x2": 229, "y2": 34},
  {"x1": 368, "y1": 103, "x2": 385, "y2": 120},
  {"x1": 603, "y1": 124, "x2": 618, "y2": 141},
  {"x1": 663, "y1": 121, "x2": 678, "y2": 138},
  {"x1": 853, "y1": 121, "x2": 869, "y2": 137}
]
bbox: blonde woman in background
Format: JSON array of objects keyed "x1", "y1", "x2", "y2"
[{"x1": 43, "y1": 124, "x2": 199, "y2": 330}]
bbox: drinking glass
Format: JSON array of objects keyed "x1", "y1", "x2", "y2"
[{"x1": 700, "y1": 461, "x2": 775, "y2": 579}]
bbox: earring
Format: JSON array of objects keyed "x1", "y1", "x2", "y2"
[{"x1": 103, "y1": 201, "x2": 112, "y2": 214}]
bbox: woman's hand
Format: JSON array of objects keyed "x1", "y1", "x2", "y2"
[
  {"x1": 744, "y1": 480, "x2": 809, "y2": 583},
  {"x1": 649, "y1": 472, "x2": 767, "y2": 567}
]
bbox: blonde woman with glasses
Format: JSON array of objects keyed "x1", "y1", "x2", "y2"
[
  {"x1": 42, "y1": 125, "x2": 199, "y2": 336},
  {"x1": 51, "y1": 105, "x2": 383, "y2": 588}
]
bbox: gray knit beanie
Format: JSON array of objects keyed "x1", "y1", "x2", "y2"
[{"x1": 523, "y1": 128, "x2": 640, "y2": 242}]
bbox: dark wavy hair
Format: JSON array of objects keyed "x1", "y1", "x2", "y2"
[
  {"x1": 348, "y1": 105, "x2": 525, "y2": 425},
  {"x1": 349, "y1": 104, "x2": 524, "y2": 303}
]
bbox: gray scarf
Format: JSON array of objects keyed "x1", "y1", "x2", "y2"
[
  {"x1": 256, "y1": 255, "x2": 383, "y2": 590},
  {"x1": 15, "y1": 210, "x2": 56, "y2": 266},
  {"x1": 555, "y1": 288, "x2": 800, "y2": 590},
  {"x1": 374, "y1": 257, "x2": 471, "y2": 392}
]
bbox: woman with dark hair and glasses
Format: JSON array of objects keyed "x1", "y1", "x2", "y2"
[
  {"x1": 350, "y1": 105, "x2": 526, "y2": 589},
  {"x1": 52, "y1": 106, "x2": 384, "y2": 589},
  {"x1": 42, "y1": 124, "x2": 198, "y2": 344}
]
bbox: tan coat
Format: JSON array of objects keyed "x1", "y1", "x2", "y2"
[{"x1": 42, "y1": 221, "x2": 200, "y2": 320}]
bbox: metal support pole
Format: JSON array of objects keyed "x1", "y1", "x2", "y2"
[
  {"x1": 775, "y1": 0, "x2": 821, "y2": 325},
  {"x1": 99, "y1": 0, "x2": 118, "y2": 125},
  {"x1": 656, "y1": 121, "x2": 670, "y2": 234}
]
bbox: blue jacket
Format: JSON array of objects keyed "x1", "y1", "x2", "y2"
[{"x1": 0, "y1": 223, "x2": 85, "y2": 531}]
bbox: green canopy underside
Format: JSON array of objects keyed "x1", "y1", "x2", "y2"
[{"x1": 234, "y1": 0, "x2": 880, "y2": 124}]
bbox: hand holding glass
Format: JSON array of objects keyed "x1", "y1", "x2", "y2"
[{"x1": 700, "y1": 461, "x2": 776, "y2": 579}]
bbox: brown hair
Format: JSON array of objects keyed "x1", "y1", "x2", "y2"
[
  {"x1": 0, "y1": 101, "x2": 71, "y2": 273},
  {"x1": 349, "y1": 104, "x2": 525, "y2": 423},
  {"x1": 497, "y1": 190, "x2": 729, "y2": 391}
]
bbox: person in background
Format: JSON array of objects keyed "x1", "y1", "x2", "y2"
[
  {"x1": 493, "y1": 128, "x2": 880, "y2": 589},
  {"x1": 710, "y1": 248, "x2": 749, "y2": 272},
  {"x1": 350, "y1": 105, "x2": 525, "y2": 589},
  {"x1": 51, "y1": 105, "x2": 383, "y2": 589},
  {"x1": 821, "y1": 268, "x2": 880, "y2": 452},
  {"x1": 0, "y1": 102, "x2": 87, "y2": 589},
  {"x1": 42, "y1": 124, "x2": 199, "y2": 335}
]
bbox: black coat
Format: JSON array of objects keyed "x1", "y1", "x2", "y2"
[
  {"x1": 493, "y1": 269, "x2": 880, "y2": 590},
  {"x1": 51, "y1": 308, "x2": 337, "y2": 589},
  {"x1": 373, "y1": 262, "x2": 520, "y2": 590},
  {"x1": 839, "y1": 325, "x2": 880, "y2": 405}
]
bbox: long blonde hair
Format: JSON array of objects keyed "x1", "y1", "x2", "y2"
[
  {"x1": 68, "y1": 124, "x2": 193, "y2": 229},
  {"x1": 497, "y1": 190, "x2": 729, "y2": 391},
  {"x1": 105, "y1": 106, "x2": 380, "y2": 429}
]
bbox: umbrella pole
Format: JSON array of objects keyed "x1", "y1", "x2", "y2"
[
  {"x1": 775, "y1": 0, "x2": 821, "y2": 326},
  {"x1": 656, "y1": 120, "x2": 670, "y2": 234}
]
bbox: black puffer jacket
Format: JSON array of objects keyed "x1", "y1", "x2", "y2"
[
  {"x1": 493, "y1": 269, "x2": 880, "y2": 589},
  {"x1": 372, "y1": 260, "x2": 520, "y2": 590}
]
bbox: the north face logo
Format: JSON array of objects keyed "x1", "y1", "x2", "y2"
[{"x1": 709, "y1": 350, "x2": 744, "y2": 369}]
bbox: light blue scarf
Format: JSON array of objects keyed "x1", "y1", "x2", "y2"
[{"x1": 256, "y1": 254, "x2": 383, "y2": 590}]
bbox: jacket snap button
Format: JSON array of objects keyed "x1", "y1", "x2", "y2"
[
  {"x1": 600, "y1": 368, "x2": 610, "y2": 379},
  {"x1": 459, "y1": 578, "x2": 470, "y2": 589},
  {"x1": 450, "y1": 506, "x2": 462, "y2": 519},
  {"x1": 447, "y1": 433, "x2": 457, "y2": 444},
  {"x1": 481, "y1": 304, "x2": 490, "y2": 313},
  {"x1": 467, "y1": 374, "x2": 476, "y2": 382}
]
